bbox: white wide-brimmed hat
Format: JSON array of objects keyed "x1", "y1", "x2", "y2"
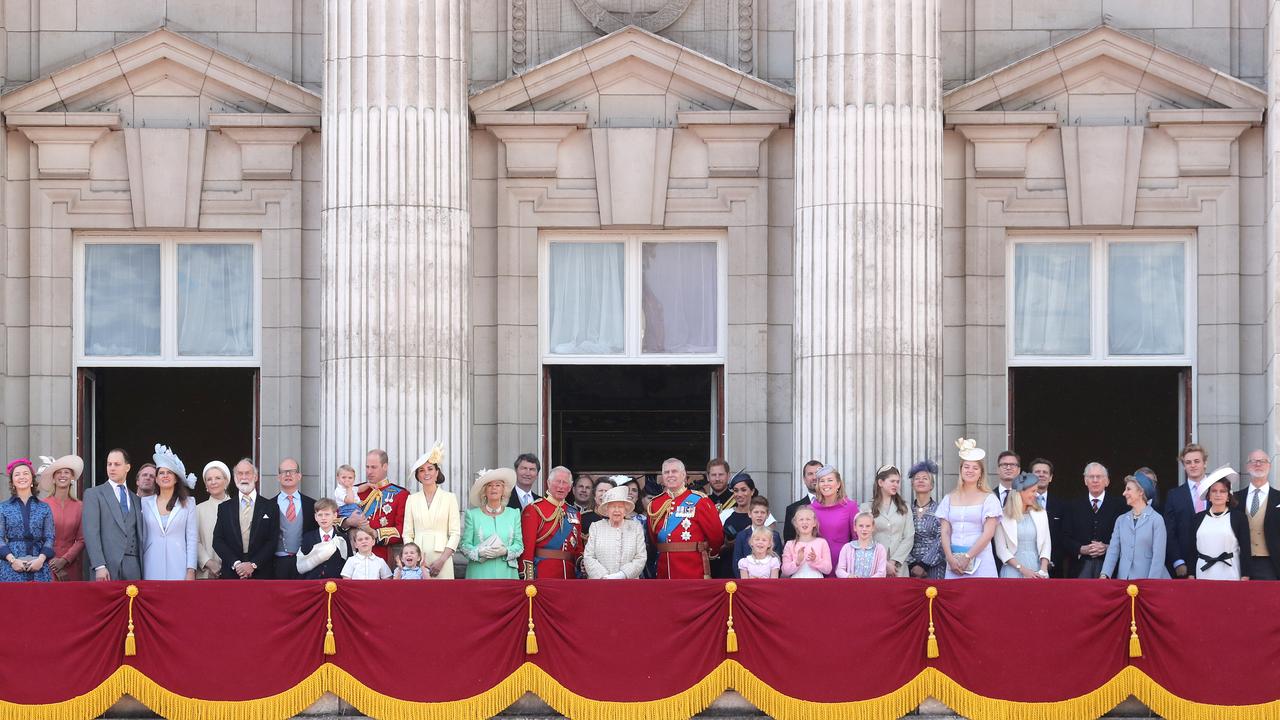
[
  {"x1": 599, "y1": 485, "x2": 632, "y2": 509},
  {"x1": 1200, "y1": 465, "x2": 1239, "y2": 497},
  {"x1": 36, "y1": 455, "x2": 84, "y2": 495},
  {"x1": 469, "y1": 467, "x2": 517, "y2": 507}
]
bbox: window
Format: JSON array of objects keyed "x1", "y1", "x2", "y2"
[
  {"x1": 543, "y1": 232, "x2": 725, "y2": 362},
  {"x1": 1009, "y1": 234, "x2": 1192, "y2": 365},
  {"x1": 77, "y1": 234, "x2": 259, "y2": 364}
]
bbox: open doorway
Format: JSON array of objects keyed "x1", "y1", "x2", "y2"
[
  {"x1": 545, "y1": 365, "x2": 723, "y2": 477},
  {"x1": 1010, "y1": 366, "x2": 1188, "y2": 502},
  {"x1": 77, "y1": 367, "x2": 259, "y2": 498}
]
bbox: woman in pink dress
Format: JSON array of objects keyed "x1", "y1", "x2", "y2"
[
  {"x1": 809, "y1": 466, "x2": 859, "y2": 577},
  {"x1": 39, "y1": 455, "x2": 85, "y2": 581}
]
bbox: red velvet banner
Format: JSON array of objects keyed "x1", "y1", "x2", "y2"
[{"x1": 2, "y1": 578, "x2": 1279, "y2": 715}]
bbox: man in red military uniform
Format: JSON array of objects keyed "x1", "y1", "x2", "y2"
[
  {"x1": 355, "y1": 449, "x2": 407, "y2": 563},
  {"x1": 648, "y1": 458, "x2": 724, "y2": 579},
  {"x1": 520, "y1": 466, "x2": 582, "y2": 579}
]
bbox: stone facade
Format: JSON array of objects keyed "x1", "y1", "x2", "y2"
[{"x1": 0, "y1": 0, "x2": 1274, "y2": 505}]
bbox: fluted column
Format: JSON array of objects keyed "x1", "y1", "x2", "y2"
[
  {"x1": 321, "y1": 1, "x2": 470, "y2": 489},
  {"x1": 794, "y1": 0, "x2": 943, "y2": 497}
]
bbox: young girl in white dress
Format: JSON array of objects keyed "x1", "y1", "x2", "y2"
[{"x1": 738, "y1": 527, "x2": 781, "y2": 578}]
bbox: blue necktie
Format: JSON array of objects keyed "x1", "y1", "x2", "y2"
[{"x1": 117, "y1": 483, "x2": 129, "y2": 514}]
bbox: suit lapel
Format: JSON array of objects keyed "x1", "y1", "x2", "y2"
[{"x1": 103, "y1": 483, "x2": 128, "y2": 531}]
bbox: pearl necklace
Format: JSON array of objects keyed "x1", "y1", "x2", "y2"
[{"x1": 482, "y1": 504, "x2": 504, "y2": 515}]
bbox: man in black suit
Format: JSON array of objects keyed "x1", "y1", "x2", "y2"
[
  {"x1": 213, "y1": 459, "x2": 280, "y2": 579},
  {"x1": 783, "y1": 460, "x2": 823, "y2": 542},
  {"x1": 1237, "y1": 449, "x2": 1280, "y2": 580},
  {"x1": 993, "y1": 451, "x2": 1021, "y2": 507},
  {"x1": 508, "y1": 453, "x2": 542, "y2": 510},
  {"x1": 1165, "y1": 443, "x2": 1209, "y2": 577},
  {"x1": 1030, "y1": 457, "x2": 1066, "y2": 577},
  {"x1": 271, "y1": 457, "x2": 318, "y2": 580},
  {"x1": 1063, "y1": 461, "x2": 1124, "y2": 578}
]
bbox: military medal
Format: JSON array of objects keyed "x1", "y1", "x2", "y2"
[
  {"x1": 680, "y1": 531, "x2": 691, "y2": 541},
  {"x1": 681, "y1": 519, "x2": 692, "y2": 530},
  {"x1": 379, "y1": 517, "x2": 388, "y2": 527}
]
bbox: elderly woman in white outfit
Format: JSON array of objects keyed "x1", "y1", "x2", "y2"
[
  {"x1": 583, "y1": 486, "x2": 648, "y2": 579},
  {"x1": 141, "y1": 444, "x2": 198, "y2": 581},
  {"x1": 401, "y1": 444, "x2": 461, "y2": 579}
]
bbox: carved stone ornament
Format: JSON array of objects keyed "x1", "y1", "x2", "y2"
[{"x1": 570, "y1": 0, "x2": 693, "y2": 33}]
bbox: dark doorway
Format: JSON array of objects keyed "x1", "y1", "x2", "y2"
[
  {"x1": 546, "y1": 365, "x2": 722, "y2": 476},
  {"x1": 1010, "y1": 366, "x2": 1187, "y2": 503},
  {"x1": 77, "y1": 367, "x2": 259, "y2": 499}
]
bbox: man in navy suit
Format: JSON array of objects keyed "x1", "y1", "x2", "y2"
[
  {"x1": 1030, "y1": 458, "x2": 1066, "y2": 577},
  {"x1": 212, "y1": 459, "x2": 280, "y2": 579},
  {"x1": 1165, "y1": 443, "x2": 1209, "y2": 578},
  {"x1": 1236, "y1": 449, "x2": 1280, "y2": 580},
  {"x1": 1063, "y1": 462, "x2": 1124, "y2": 578}
]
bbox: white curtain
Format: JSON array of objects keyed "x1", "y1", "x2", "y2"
[
  {"x1": 84, "y1": 244, "x2": 161, "y2": 356},
  {"x1": 1013, "y1": 243, "x2": 1090, "y2": 356},
  {"x1": 177, "y1": 244, "x2": 254, "y2": 356},
  {"x1": 641, "y1": 242, "x2": 717, "y2": 354},
  {"x1": 1108, "y1": 242, "x2": 1185, "y2": 355},
  {"x1": 549, "y1": 243, "x2": 625, "y2": 354}
]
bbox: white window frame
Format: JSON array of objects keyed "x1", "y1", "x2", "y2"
[
  {"x1": 1007, "y1": 231, "x2": 1196, "y2": 367},
  {"x1": 540, "y1": 230, "x2": 728, "y2": 364},
  {"x1": 73, "y1": 231, "x2": 262, "y2": 367}
]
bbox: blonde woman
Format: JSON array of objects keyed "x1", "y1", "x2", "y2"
[
  {"x1": 938, "y1": 439, "x2": 1002, "y2": 579},
  {"x1": 994, "y1": 473, "x2": 1051, "y2": 578}
]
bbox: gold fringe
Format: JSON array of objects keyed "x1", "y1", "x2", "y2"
[
  {"x1": 1126, "y1": 584, "x2": 1142, "y2": 658},
  {"x1": 924, "y1": 585, "x2": 939, "y2": 659},
  {"x1": 323, "y1": 581, "x2": 337, "y2": 656},
  {"x1": 7, "y1": 662, "x2": 1280, "y2": 720},
  {"x1": 724, "y1": 581, "x2": 738, "y2": 653},
  {"x1": 123, "y1": 584, "x2": 139, "y2": 657},
  {"x1": 524, "y1": 584, "x2": 539, "y2": 655}
]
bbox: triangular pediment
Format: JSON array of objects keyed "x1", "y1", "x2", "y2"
[
  {"x1": 944, "y1": 25, "x2": 1264, "y2": 120},
  {"x1": 1, "y1": 28, "x2": 320, "y2": 123},
  {"x1": 469, "y1": 26, "x2": 793, "y2": 124}
]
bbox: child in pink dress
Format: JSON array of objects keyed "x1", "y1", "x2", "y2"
[
  {"x1": 835, "y1": 512, "x2": 888, "y2": 578},
  {"x1": 737, "y1": 527, "x2": 782, "y2": 578},
  {"x1": 781, "y1": 505, "x2": 832, "y2": 578}
]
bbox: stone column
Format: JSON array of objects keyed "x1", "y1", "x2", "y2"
[
  {"x1": 321, "y1": 1, "x2": 470, "y2": 490},
  {"x1": 793, "y1": 0, "x2": 943, "y2": 497}
]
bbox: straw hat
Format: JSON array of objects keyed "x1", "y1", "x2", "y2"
[{"x1": 469, "y1": 467, "x2": 517, "y2": 507}]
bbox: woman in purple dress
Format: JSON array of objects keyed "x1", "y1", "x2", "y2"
[{"x1": 809, "y1": 466, "x2": 858, "y2": 577}]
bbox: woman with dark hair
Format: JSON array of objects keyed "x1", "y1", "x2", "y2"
[
  {"x1": 1191, "y1": 467, "x2": 1251, "y2": 580},
  {"x1": 906, "y1": 460, "x2": 945, "y2": 579},
  {"x1": 1, "y1": 459, "x2": 54, "y2": 582},
  {"x1": 402, "y1": 444, "x2": 461, "y2": 579},
  {"x1": 871, "y1": 465, "x2": 914, "y2": 577},
  {"x1": 141, "y1": 444, "x2": 198, "y2": 580},
  {"x1": 579, "y1": 476, "x2": 617, "y2": 538}
]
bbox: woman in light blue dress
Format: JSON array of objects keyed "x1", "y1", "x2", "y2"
[
  {"x1": 938, "y1": 439, "x2": 1002, "y2": 579},
  {"x1": 995, "y1": 473, "x2": 1051, "y2": 578},
  {"x1": 141, "y1": 444, "x2": 198, "y2": 581},
  {"x1": 1100, "y1": 471, "x2": 1170, "y2": 580}
]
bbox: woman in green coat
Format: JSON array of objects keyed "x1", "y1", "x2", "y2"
[{"x1": 460, "y1": 468, "x2": 523, "y2": 579}]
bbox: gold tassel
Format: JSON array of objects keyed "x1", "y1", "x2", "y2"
[
  {"x1": 1127, "y1": 584, "x2": 1142, "y2": 658},
  {"x1": 925, "y1": 586, "x2": 939, "y2": 659},
  {"x1": 323, "y1": 581, "x2": 338, "y2": 656},
  {"x1": 525, "y1": 585, "x2": 539, "y2": 655},
  {"x1": 724, "y1": 581, "x2": 738, "y2": 653},
  {"x1": 123, "y1": 585, "x2": 139, "y2": 657}
]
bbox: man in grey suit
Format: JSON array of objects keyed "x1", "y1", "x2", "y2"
[{"x1": 82, "y1": 448, "x2": 147, "y2": 580}]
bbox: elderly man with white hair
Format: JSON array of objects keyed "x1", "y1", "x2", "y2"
[
  {"x1": 519, "y1": 465, "x2": 583, "y2": 579},
  {"x1": 1063, "y1": 461, "x2": 1124, "y2": 578},
  {"x1": 647, "y1": 458, "x2": 724, "y2": 579}
]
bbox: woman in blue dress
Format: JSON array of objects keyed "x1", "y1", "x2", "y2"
[{"x1": 1, "y1": 458, "x2": 55, "y2": 582}]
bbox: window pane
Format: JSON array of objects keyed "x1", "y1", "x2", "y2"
[
  {"x1": 1013, "y1": 243, "x2": 1090, "y2": 356},
  {"x1": 84, "y1": 244, "x2": 161, "y2": 356},
  {"x1": 178, "y1": 244, "x2": 255, "y2": 356},
  {"x1": 549, "y1": 243, "x2": 625, "y2": 354},
  {"x1": 642, "y1": 242, "x2": 717, "y2": 354},
  {"x1": 1108, "y1": 242, "x2": 1185, "y2": 355}
]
